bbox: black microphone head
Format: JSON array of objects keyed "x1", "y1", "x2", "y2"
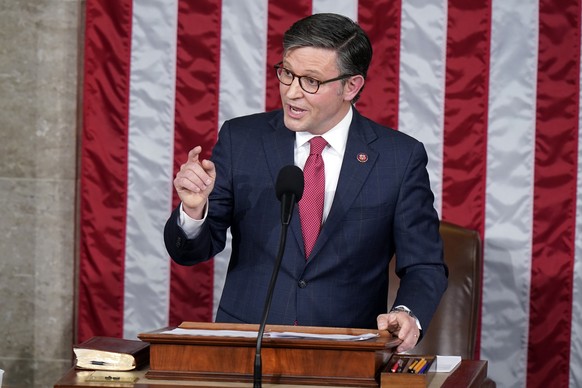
[{"x1": 275, "y1": 165, "x2": 304, "y2": 202}]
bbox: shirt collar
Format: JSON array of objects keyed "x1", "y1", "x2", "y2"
[{"x1": 296, "y1": 107, "x2": 353, "y2": 154}]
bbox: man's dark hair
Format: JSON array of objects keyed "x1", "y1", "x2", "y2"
[{"x1": 283, "y1": 13, "x2": 373, "y2": 102}]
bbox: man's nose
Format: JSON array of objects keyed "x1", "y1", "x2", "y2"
[{"x1": 285, "y1": 77, "x2": 304, "y2": 98}]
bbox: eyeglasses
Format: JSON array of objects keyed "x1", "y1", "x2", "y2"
[{"x1": 274, "y1": 62, "x2": 354, "y2": 94}]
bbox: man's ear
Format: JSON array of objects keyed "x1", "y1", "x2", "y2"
[{"x1": 343, "y1": 75, "x2": 365, "y2": 101}]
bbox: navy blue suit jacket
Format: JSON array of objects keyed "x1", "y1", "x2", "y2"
[{"x1": 164, "y1": 108, "x2": 448, "y2": 330}]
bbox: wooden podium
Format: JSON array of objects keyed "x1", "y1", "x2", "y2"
[{"x1": 138, "y1": 322, "x2": 402, "y2": 387}]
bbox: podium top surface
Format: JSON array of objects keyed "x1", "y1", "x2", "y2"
[{"x1": 138, "y1": 322, "x2": 402, "y2": 351}]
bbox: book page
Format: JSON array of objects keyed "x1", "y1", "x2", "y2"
[{"x1": 74, "y1": 349, "x2": 135, "y2": 370}]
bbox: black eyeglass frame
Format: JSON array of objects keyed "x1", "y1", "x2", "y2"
[{"x1": 274, "y1": 62, "x2": 355, "y2": 94}]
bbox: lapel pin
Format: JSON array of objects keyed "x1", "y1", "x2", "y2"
[{"x1": 357, "y1": 153, "x2": 368, "y2": 163}]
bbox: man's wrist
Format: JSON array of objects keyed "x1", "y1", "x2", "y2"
[{"x1": 390, "y1": 305, "x2": 422, "y2": 331}]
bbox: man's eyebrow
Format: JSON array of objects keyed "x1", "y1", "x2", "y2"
[{"x1": 282, "y1": 63, "x2": 325, "y2": 78}]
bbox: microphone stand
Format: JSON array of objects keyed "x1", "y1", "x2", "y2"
[{"x1": 253, "y1": 193, "x2": 296, "y2": 388}]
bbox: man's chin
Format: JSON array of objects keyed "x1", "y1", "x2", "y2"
[{"x1": 283, "y1": 116, "x2": 308, "y2": 133}]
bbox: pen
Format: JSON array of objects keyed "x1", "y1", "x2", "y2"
[
  {"x1": 418, "y1": 360, "x2": 431, "y2": 374},
  {"x1": 396, "y1": 359, "x2": 407, "y2": 373},
  {"x1": 390, "y1": 359, "x2": 402, "y2": 373}
]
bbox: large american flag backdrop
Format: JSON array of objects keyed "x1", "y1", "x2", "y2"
[{"x1": 79, "y1": 0, "x2": 581, "y2": 386}]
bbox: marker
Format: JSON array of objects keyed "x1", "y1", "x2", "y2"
[
  {"x1": 413, "y1": 358, "x2": 427, "y2": 374},
  {"x1": 402, "y1": 358, "x2": 414, "y2": 373},
  {"x1": 407, "y1": 359, "x2": 419, "y2": 373}
]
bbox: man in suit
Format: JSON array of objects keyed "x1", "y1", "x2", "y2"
[{"x1": 164, "y1": 13, "x2": 447, "y2": 353}]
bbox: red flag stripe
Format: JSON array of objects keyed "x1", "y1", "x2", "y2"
[
  {"x1": 440, "y1": 0, "x2": 492, "y2": 361},
  {"x1": 169, "y1": 0, "x2": 223, "y2": 325},
  {"x1": 78, "y1": 0, "x2": 133, "y2": 341},
  {"x1": 265, "y1": 0, "x2": 312, "y2": 112},
  {"x1": 357, "y1": 0, "x2": 401, "y2": 128},
  {"x1": 441, "y1": 0, "x2": 491, "y2": 235},
  {"x1": 528, "y1": 0, "x2": 580, "y2": 385}
]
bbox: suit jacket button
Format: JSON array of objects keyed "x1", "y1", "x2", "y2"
[
  {"x1": 298, "y1": 280, "x2": 307, "y2": 288},
  {"x1": 176, "y1": 237, "x2": 182, "y2": 248}
]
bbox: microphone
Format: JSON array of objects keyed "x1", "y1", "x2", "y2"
[
  {"x1": 275, "y1": 165, "x2": 304, "y2": 225},
  {"x1": 253, "y1": 165, "x2": 304, "y2": 387}
]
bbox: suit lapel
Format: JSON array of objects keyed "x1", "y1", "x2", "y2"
[
  {"x1": 263, "y1": 112, "x2": 295, "y2": 176},
  {"x1": 308, "y1": 110, "x2": 379, "y2": 259},
  {"x1": 263, "y1": 112, "x2": 305, "y2": 255}
]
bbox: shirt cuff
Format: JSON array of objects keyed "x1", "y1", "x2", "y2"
[{"x1": 178, "y1": 202, "x2": 208, "y2": 239}]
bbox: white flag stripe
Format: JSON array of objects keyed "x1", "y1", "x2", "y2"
[
  {"x1": 215, "y1": 0, "x2": 271, "y2": 319},
  {"x1": 123, "y1": 0, "x2": 178, "y2": 338},
  {"x1": 481, "y1": 1, "x2": 538, "y2": 385},
  {"x1": 398, "y1": 0, "x2": 447, "y2": 215},
  {"x1": 571, "y1": 14, "x2": 582, "y2": 385},
  {"x1": 218, "y1": 0, "x2": 268, "y2": 128},
  {"x1": 312, "y1": 0, "x2": 358, "y2": 21}
]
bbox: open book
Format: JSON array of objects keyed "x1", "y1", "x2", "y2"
[{"x1": 73, "y1": 337, "x2": 149, "y2": 371}]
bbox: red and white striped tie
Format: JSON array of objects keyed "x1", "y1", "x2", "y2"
[{"x1": 299, "y1": 136, "x2": 327, "y2": 258}]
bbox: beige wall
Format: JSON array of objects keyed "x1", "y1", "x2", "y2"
[{"x1": 0, "y1": 1, "x2": 82, "y2": 386}]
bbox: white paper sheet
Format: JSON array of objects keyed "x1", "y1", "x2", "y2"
[
  {"x1": 160, "y1": 328, "x2": 379, "y2": 341},
  {"x1": 435, "y1": 355, "x2": 462, "y2": 372}
]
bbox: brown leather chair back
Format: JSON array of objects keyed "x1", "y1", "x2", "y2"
[{"x1": 388, "y1": 221, "x2": 482, "y2": 359}]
